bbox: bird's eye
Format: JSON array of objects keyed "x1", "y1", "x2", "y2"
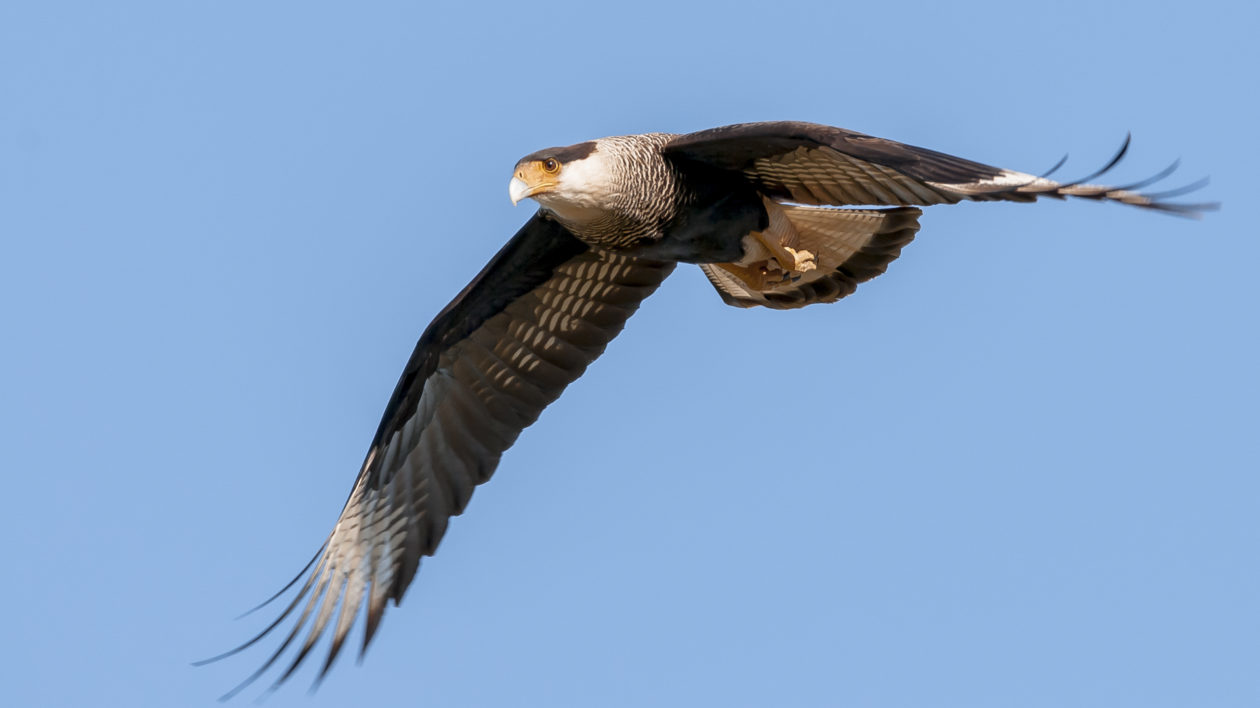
[{"x1": 542, "y1": 158, "x2": 560, "y2": 173}]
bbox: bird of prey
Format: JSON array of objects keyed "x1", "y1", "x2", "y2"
[{"x1": 202, "y1": 121, "x2": 1212, "y2": 697}]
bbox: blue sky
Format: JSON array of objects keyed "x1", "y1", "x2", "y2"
[{"x1": 3, "y1": 1, "x2": 1257, "y2": 706}]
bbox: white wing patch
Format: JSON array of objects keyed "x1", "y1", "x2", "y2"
[{"x1": 206, "y1": 249, "x2": 674, "y2": 699}]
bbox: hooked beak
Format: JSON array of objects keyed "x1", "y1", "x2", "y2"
[
  {"x1": 509, "y1": 163, "x2": 558, "y2": 205},
  {"x1": 509, "y1": 177, "x2": 536, "y2": 206}
]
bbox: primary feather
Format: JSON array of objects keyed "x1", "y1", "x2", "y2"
[{"x1": 203, "y1": 121, "x2": 1214, "y2": 698}]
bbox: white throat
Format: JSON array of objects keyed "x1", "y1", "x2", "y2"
[{"x1": 534, "y1": 145, "x2": 619, "y2": 225}]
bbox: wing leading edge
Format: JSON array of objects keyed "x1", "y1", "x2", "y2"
[{"x1": 202, "y1": 213, "x2": 674, "y2": 697}]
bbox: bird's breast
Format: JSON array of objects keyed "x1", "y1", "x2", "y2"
[{"x1": 616, "y1": 186, "x2": 767, "y2": 264}]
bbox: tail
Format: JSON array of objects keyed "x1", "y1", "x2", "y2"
[{"x1": 700, "y1": 205, "x2": 921, "y2": 310}]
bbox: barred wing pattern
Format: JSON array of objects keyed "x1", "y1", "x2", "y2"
[
  {"x1": 664, "y1": 121, "x2": 1214, "y2": 215},
  {"x1": 205, "y1": 215, "x2": 674, "y2": 697},
  {"x1": 698, "y1": 206, "x2": 923, "y2": 309}
]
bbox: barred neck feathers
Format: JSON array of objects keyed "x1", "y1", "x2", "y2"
[{"x1": 539, "y1": 133, "x2": 684, "y2": 249}]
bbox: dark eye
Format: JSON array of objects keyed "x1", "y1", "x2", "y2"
[{"x1": 542, "y1": 158, "x2": 560, "y2": 173}]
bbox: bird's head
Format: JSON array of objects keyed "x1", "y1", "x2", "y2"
[{"x1": 509, "y1": 140, "x2": 613, "y2": 222}]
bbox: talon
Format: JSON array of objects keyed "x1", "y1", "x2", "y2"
[{"x1": 784, "y1": 247, "x2": 817, "y2": 273}]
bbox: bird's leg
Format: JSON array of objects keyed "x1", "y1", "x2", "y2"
[
  {"x1": 713, "y1": 260, "x2": 785, "y2": 290},
  {"x1": 763, "y1": 240, "x2": 817, "y2": 274},
  {"x1": 715, "y1": 202, "x2": 818, "y2": 291},
  {"x1": 757, "y1": 200, "x2": 818, "y2": 274}
]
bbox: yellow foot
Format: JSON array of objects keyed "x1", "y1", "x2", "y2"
[
  {"x1": 783, "y1": 247, "x2": 817, "y2": 273},
  {"x1": 715, "y1": 257, "x2": 814, "y2": 291}
]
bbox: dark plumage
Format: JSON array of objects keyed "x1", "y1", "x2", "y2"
[{"x1": 203, "y1": 121, "x2": 1213, "y2": 697}]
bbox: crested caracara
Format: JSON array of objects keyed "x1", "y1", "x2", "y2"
[{"x1": 203, "y1": 121, "x2": 1213, "y2": 697}]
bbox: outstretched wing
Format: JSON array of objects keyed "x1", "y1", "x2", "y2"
[
  {"x1": 663, "y1": 121, "x2": 1215, "y2": 216},
  {"x1": 202, "y1": 212, "x2": 674, "y2": 697}
]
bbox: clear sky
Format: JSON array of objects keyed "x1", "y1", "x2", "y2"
[{"x1": 3, "y1": 1, "x2": 1257, "y2": 706}]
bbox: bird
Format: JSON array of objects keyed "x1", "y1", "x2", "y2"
[{"x1": 201, "y1": 121, "x2": 1214, "y2": 698}]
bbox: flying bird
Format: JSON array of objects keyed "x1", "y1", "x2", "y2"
[{"x1": 203, "y1": 121, "x2": 1213, "y2": 697}]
